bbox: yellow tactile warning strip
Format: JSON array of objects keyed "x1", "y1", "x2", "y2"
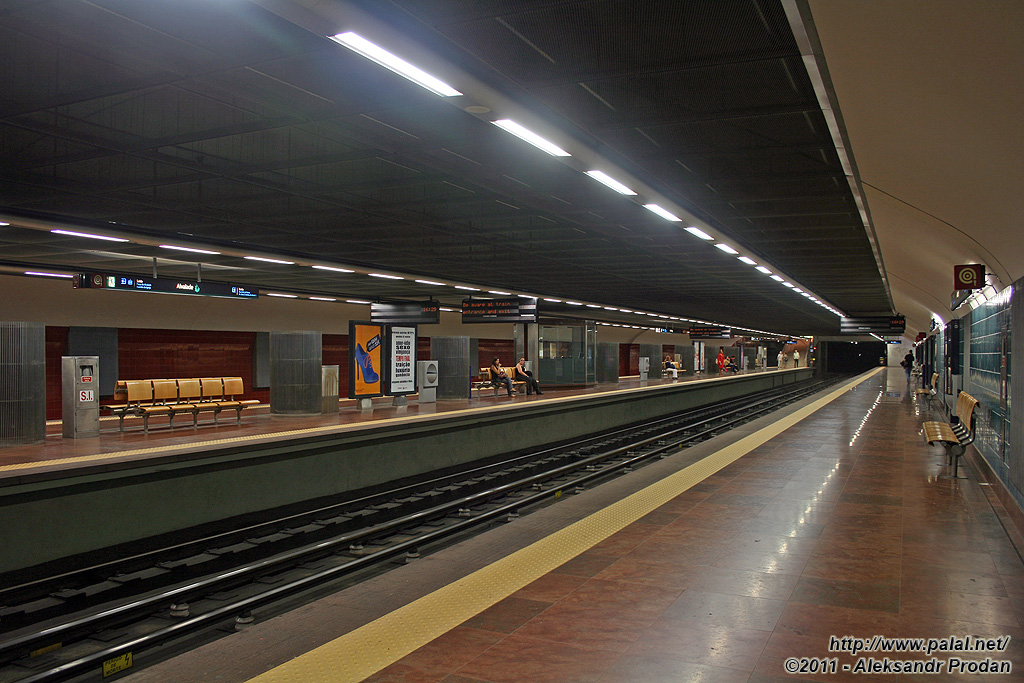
[
  {"x1": 246, "y1": 367, "x2": 881, "y2": 683},
  {"x1": 9, "y1": 372, "x2": 783, "y2": 474}
]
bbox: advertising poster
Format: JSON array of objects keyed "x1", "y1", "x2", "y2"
[
  {"x1": 388, "y1": 326, "x2": 417, "y2": 395},
  {"x1": 349, "y1": 321, "x2": 383, "y2": 398}
]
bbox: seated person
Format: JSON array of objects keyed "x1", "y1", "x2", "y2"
[
  {"x1": 514, "y1": 357, "x2": 543, "y2": 395},
  {"x1": 489, "y1": 357, "x2": 516, "y2": 396},
  {"x1": 663, "y1": 356, "x2": 678, "y2": 378},
  {"x1": 725, "y1": 356, "x2": 739, "y2": 373}
]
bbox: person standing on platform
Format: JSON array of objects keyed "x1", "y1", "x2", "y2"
[
  {"x1": 901, "y1": 352, "x2": 914, "y2": 381},
  {"x1": 716, "y1": 348, "x2": 726, "y2": 374},
  {"x1": 489, "y1": 358, "x2": 516, "y2": 397},
  {"x1": 777, "y1": 350, "x2": 785, "y2": 369},
  {"x1": 514, "y1": 357, "x2": 543, "y2": 395},
  {"x1": 793, "y1": 349, "x2": 800, "y2": 367}
]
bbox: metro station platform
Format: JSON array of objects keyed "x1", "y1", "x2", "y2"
[{"x1": 119, "y1": 368, "x2": 1024, "y2": 683}]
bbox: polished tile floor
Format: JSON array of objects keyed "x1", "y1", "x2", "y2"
[{"x1": 354, "y1": 371, "x2": 1024, "y2": 683}]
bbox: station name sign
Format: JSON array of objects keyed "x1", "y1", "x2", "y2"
[
  {"x1": 839, "y1": 315, "x2": 905, "y2": 334},
  {"x1": 75, "y1": 272, "x2": 257, "y2": 299},
  {"x1": 688, "y1": 325, "x2": 731, "y2": 339},
  {"x1": 462, "y1": 297, "x2": 537, "y2": 323},
  {"x1": 370, "y1": 302, "x2": 439, "y2": 324}
]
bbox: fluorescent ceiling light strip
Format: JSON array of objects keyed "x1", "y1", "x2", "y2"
[
  {"x1": 25, "y1": 271, "x2": 74, "y2": 278},
  {"x1": 492, "y1": 120, "x2": 570, "y2": 157},
  {"x1": 160, "y1": 244, "x2": 220, "y2": 255},
  {"x1": 266, "y1": 293, "x2": 297, "y2": 298},
  {"x1": 543, "y1": 298, "x2": 562, "y2": 302},
  {"x1": 488, "y1": 290, "x2": 511, "y2": 295},
  {"x1": 792, "y1": 288, "x2": 803, "y2": 293},
  {"x1": 313, "y1": 265, "x2": 354, "y2": 273},
  {"x1": 245, "y1": 256, "x2": 294, "y2": 264},
  {"x1": 585, "y1": 170, "x2": 636, "y2": 195},
  {"x1": 329, "y1": 32, "x2": 462, "y2": 97},
  {"x1": 455, "y1": 285, "x2": 479, "y2": 291},
  {"x1": 0, "y1": 222, "x2": 9, "y2": 226},
  {"x1": 586, "y1": 304, "x2": 601, "y2": 308},
  {"x1": 416, "y1": 279, "x2": 445, "y2": 286},
  {"x1": 566, "y1": 301, "x2": 583, "y2": 306},
  {"x1": 755, "y1": 266, "x2": 772, "y2": 274},
  {"x1": 770, "y1": 275, "x2": 784, "y2": 282},
  {"x1": 737, "y1": 256, "x2": 756, "y2": 265},
  {"x1": 368, "y1": 273, "x2": 403, "y2": 280},
  {"x1": 684, "y1": 226, "x2": 713, "y2": 240},
  {"x1": 781, "y1": 282, "x2": 794, "y2": 288},
  {"x1": 643, "y1": 204, "x2": 681, "y2": 221},
  {"x1": 714, "y1": 243, "x2": 739, "y2": 255},
  {"x1": 347, "y1": 299, "x2": 371, "y2": 304},
  {"x1": 309, "y1": 297, "x2": 337, "y2": 301},
  {"x1": 51, "y1": 229, "x2": 128, "y2": 243}
]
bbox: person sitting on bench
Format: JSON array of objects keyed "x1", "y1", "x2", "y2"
[
  {"x1": 514, "y1": 357, "x2": 543, "y2": 395},
  {"x1": 489, "y1": 357, "x2": 516, "y2": 396}
]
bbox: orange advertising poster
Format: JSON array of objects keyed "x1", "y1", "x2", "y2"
[{"x1": 350, "y1": 322, "x2": 383, "y2": 397}]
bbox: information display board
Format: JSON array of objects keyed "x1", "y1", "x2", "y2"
[
  {"x1": 462, "y1": 297, "x2": 537, "y2": 323},
  {"x1": 688, "y1": 326, "x2": 731, "y2": 339},
  {"x1": 371, "y1": 302, "x2": 439, "y2": 325},
  {"x1": 348, "y1": 321, "x2": 384, "y2": 398},
  {"x1": 387, "y1": 326, "x2": 417, "y2": 395},
  {"x1": 839, "y1": 316, "x2": 906, "y2": 334},
  {"x1": 75, "y1": 272, "x2": 257, "y2": 299}
]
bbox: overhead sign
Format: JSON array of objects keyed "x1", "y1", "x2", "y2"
[
  {"x1": 839, "y1": 316, "x2": 906, "y2": 334},
  {"x1": 387, "y1": 326, "x2": 417, "y2": 395},
  {"x1": 462, "y1": 297, "x2": 537, "y2": 323},
  {"x1": 75, "y1": 272, "x2": 257, "y2": 299},
  {"x1": 371, "y1": 302, "x2": 439, "y2": 325},
  {"x1": 953, "y1": 264, "x2": 984, "y2": 290},
  {"x1": 688, "y1": 326, "x2": 731, "y2": 339}
]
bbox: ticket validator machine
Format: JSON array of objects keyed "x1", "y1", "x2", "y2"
[{"x1": 62, "y1": 356, "x2": 100, "y2": 438}]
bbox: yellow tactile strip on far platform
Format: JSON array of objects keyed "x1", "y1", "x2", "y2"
[{"x1": 246, "y1": 368, "x2": 881, "y2": 683}]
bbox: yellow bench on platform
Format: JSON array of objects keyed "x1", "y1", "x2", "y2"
[
  {"x1": 106, "y1": 377, "x2": 258, "y2": 432},
  {"x1": 472, "y1": 368, "x2": 527, "y2": 397},
  {"x1": 923, "y1": 390, "x2": 979, "y2": 478}
]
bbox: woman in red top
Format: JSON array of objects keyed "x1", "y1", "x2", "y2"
[{"x1": 716, "y1": 349, "x2": 726, "y2": 374}]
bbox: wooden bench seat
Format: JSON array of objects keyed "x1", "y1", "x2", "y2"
[
  {"x1": 923, "y1": 390, "x2": 979, "y2": 478},
  {"x1": 915, "y1": 372, "x2": 939, "y2": 404},
  {"x1": 472, "y1": 368, "x2": 527, "y2": 397},
  {"x1": 106, "y1": 376, "x2": 259, "y2": 432}
]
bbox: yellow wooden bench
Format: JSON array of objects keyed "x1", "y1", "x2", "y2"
[
  {"x1": 107, "y1": 377, "x2": 259, "y2": 432},
  {"x1": 915, "y1": 372, "x2": 939, "y2": 404},
  {"x1": 923, "y1": 390, "x2": 979, "y2": 478},
  {"x1": 472, "y1": 368, "x2": 527, "y2": 397}
]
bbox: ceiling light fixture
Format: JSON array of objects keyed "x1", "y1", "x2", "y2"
[
  {"x1": 25, "y1": 271, "x2": 74, "y2": 278},
  {"x1": 781, "y1": 282, "x2": 794, "y2": 288},
  {"x1": 346, "y1": 299, "x2": 371, "y2": 304},
  {"x1": 312, "y1": 265, "x2": 355, "y2": 273},
  {"x1": 586, "y1": 304, "x2": 601, "y2": 308},
  {"x1": 368, "y1": 273, "x2": 403, "y2": 280},
  {"x1": 492, "y1": 119, "x2": 570, "y2": 157},
  {"x1": 309, "y1": 297, "x2": 337, "y2": 301},
  {"x1": 643, "y1": 204, "x2": 682, "y2": 221},
  {"x1": 770, "y1": 275, "x2": 784, "y2": 282},
  {"x1": 266, "y1": 293, "x2": 298, "y2": 298},
  {"x1": 455, "y1": 285, "x2": 479, "y2": 291},
  {"x1": 488, "y1": 290, "x2": 511, "y2": 295},
  {"x1": 245, "y1": 256, "x2": 294, "y2": 264},
  {"x1": 415, "y1": 279, "x2": 445, "y2": 285},
  {"x1": 737, "y1": 256, "x2": 756, "y2": 265},
  {"x1": 159, "y1": 244, "x2": 220, "y2": 255},
  {"x1": 566, "y1": 301, "x2": 583, "y2": 306},
  {"x1": 585, "y1": 170, "x2": 637, "y2": 195},
  {"x1": 755, "y1": 266, "x2": 772, "y2": 274},
  {"x1": 328, "y1": 32, "x2": 462, "y2": 97},
  {"x1": 715, "y1": 244, "x2": 739, "y2": 255},
  {"x1": 543, "y1": 298, "x2": 562, "y2": 302},
  {"x1": 684, "y1": 227, "x2": 713, "y2": 240},
  {"x1": 51, "y1": 229, "x2": 129, "y2": 243}
]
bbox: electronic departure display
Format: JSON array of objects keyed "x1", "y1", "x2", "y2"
[
  {"x1": 688, "y1": 325, "x2": 731, "y2": 339},
  {"x1": 462, "y1": 297, "x2": 538, "y2": 323},
  {"x1": 370, "y1": 302, "x2": 440, "y2": 324},
  {"x1": 75, "y1": 273, "x2": 257, "y2": 299},
  {"x1": 839, "y1": 316, "x2": 905, "y2": 334}
]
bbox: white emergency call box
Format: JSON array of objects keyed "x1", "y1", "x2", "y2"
[
  {"x1": 416, "y1": 360, "x2": 439, "y2": 403},
  {"x1": 62, "y1": 356, "x2": 100, "y2": 438},
  {"x1": 638, "y1": 356, "x2": 650, "y2": 380}
]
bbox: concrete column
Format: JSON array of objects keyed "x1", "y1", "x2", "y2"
[
  {"x1": 432, "y1": 336, "x2": 470, "y2": 399},
  {"x1": 270, "y1": 331, "x2": 322, "y2": 415},
  {"x1": 640, "y1": 343, "x2": 663, "y2": 379},
  {"x1": 596, "y1": 342, "x2": 619, "y2": 383},
  {"x1": 0, "y1": 322, "x2": 46, "y2": 445}
]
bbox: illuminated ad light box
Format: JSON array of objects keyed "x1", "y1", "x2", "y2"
[
  {"x1": 74, "y1": 272, "x2": 257, "y2": 299},
  {"x1": 349, "y1": 321, "x2": 384, "y2": 398},
  {"x1": 370, "y1": 302, "x2": 439, "y2": 324},
  {"x1": 462, "y1": 297, "x2": 537, "y2": 323},
  {"x1": 688, "y1": 326, "x2": 731, "y2": 339},
  {"x1": 387, "y1": 325, "x2": 417, "y2": 396}
]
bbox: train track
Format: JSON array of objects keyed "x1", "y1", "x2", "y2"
[{"x1": 0, "y1": 374, "x2": 848, "y2": 682}]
